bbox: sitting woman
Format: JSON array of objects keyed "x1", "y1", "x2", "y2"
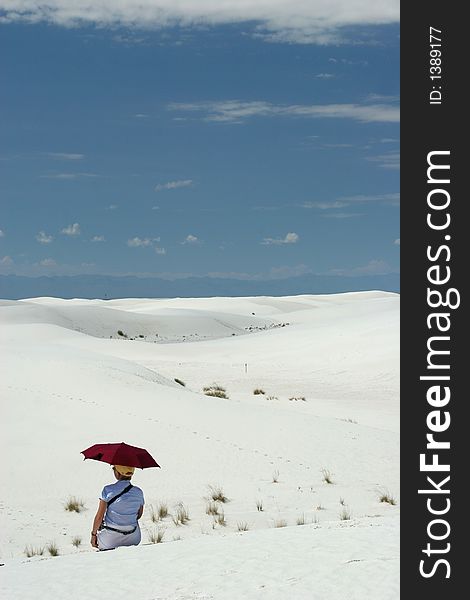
[{"x1": 91, "y1": 465, "x2": 144, "y2": 551}]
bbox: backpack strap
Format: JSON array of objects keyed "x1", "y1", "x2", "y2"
[{"x1": 107, "y1": 483, "x2": 133, "y2": 506}]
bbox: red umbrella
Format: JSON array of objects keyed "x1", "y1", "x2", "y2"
[{"x1": 81, "y1": 442, "x2": 160, "y2": 469}]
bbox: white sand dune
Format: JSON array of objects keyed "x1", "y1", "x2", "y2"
[{"x1": 0, "y1": 292, "x2": 399, "y2": 599}]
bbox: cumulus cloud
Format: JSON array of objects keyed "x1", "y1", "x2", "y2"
[
  {"x1": 168, "y1": 100, "x2": 399, "y2": 124},
  {"x1": 61, "y1": 223, "x2": 81, "y2": 236},
  {"x1": 182, "y1": 234, "x2": 200, "y2": 245},
  {"x1": 261, "y1": 232, "x2": 299, "y2": 245},
  {"x1": 39, "y1": 258, "x2": 57, "y2": 267},
  {"x1": 36, "y1": 230, "x2": 54, "y2": 244},
  {"x1": 91, "y1": 235, "x2": 105, "y2": 242},
  {"x1": 155, "y1": 247, "x2": 166, "y2": 255},
  {"x1": 127, "y1": 237, "x2": 154, "y2": 247},
  {"x1": 155, "y1": 179, "x2": 193, "y2": 192},
  {"x1": 0, "y1": 1, "x2": 400, "y2": 45}
]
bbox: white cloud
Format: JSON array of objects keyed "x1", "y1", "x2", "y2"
[
  {"x1": 40, "y1": 172, "x2": 98, "y2": 179},
  {"x1": 316, "y1": 73, "x2": 335, "y2": 79},
  {"x1": 133, "y1": 113, "x2": 149, "y2": 118},
  {"x1": 155, "y1": 179, "x2": 193, "y2": 192},
  {"x1": 367, "y1": 152, "x2": 400, "y2": 169},
  {"x1": 303, "y1": 193, "x2": 399, "y2": 210},
  {"x1": 127, "y1": 237, "x2": 153, "y2": 247},
  {"x1": 168, "y1": 100, "x2": 399, "y2": 124},
  {"x1": 331, "y1": 259, "x2": 395, "y2": 276},
  {"x1": 303, "y1": 201, "x2": 349, "y2": 210},
  {"x1": 36, "y1": 230, "x2": 54, "y2": 244},
  {"x1": 61, "y1": 223, "x2": 81, "y2": 236},
  {"x1": 39, "y1": 258, "x2": 57, "y2": 267},
  {"x1": 261, "y1": 232, "x2": 299, "y2": 246},
  {"x1": 155, "y1": 247, "x2": 166, "y2": 255},
  {"x1": 45, "y1": 152, "x2": 84, "y2": 160},
  {"x1": 394, "y1": 238, "x2": 400, "y2": 245},
  {"x1": 182, "y1": 234, "x2": 199, "y2": 245},
  {"x1": 91, "y1": 235, "x2": 105, "y2": 242},
  {"x1": 0, "y1": 255, "x2": 13, "y2": 265},
  {"x1": 0, "y1": 2, "x2": 400, "y2": 45},
  {"x1": 0, "y1": 229, "x2": 4, "y2": 237}
]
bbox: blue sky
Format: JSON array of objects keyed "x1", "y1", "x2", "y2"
[{"x1": 0, "y1": 1, "x2": 399, "y2": 282}]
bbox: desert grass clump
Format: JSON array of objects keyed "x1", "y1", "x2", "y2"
[
  {"x1": 379, "y1": 490, "x2": 397, "y2": 506},
  {"x1": 24, "y1": 546, "x2": 44, "y2": 558},
  {"x1": 209, "y1": 485, "x2": 229, "y2": 503},
  {"x1": 339, "y1": 507, "x2": 352, "y2": 521},
  {"x1": 46, "y1": 542, "x2": 59, "y2": 556},
  {"x1": 174, "y1": 378, "x2": 186, "y2": 387},
  {"x1": 256, "y1": 499, "x2": 264, "y2": 512},
  {"x1": 274, "y1": 518, "x2": 287, "y2": 528},
  {"x1": 64, "y1": 496, "x2": 85, "y2": 513},
  {"x1": 296, "y1": 514, "x2": 306, "y2": 526},
  {"x1": 148, "y1": 527, "x2": 165, "y2": 544},
  {"x1": 321, "y1": 468, "x2": 334, "y2": 484},
  {"x1": 71, "y1": 536, "x2": 82, "y2": 548},
  {"x1": 203, "y1": 384, "x2": 228, "y2": 399},
  {"x1": 206, "y1": 501, "x2": 220, "y2": 516},
  {"x1": 272, "y1": 469, "x2": 280, "y2": 483},
  {"x1": 237, "y1": 521, "x2": 249, "y2": 531},
  {"x1": 266, "y1": 395, "x2": 278, "y2": 401},
  {"x1": 172, "y1": 503, "x2": 190, "y2": 526},
  {"x1": 149, "y1": 502, "x2": 170, "y2": 523},
  {"x1": 289, "y1": 396, "x2": 306, "y2": 402},
  {"x1": 253, "y1": 388, "x2": 265, "y2": 395},
  {"x1": 339, "y1": 497, "x2": 345, "y2": 506},
  {"x1": 214, "y1": 511, "x2": 227, "y2": 527}
]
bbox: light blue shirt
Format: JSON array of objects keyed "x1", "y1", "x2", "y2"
[{"x1": 100, "y1": 480, "x2": 145, "y2": 528}]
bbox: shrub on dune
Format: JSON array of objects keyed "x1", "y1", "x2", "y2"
[
  {"x1": 64, "y1": 496, "x2": 85, "y2": 513},
  {"x1": 203, "y1": 384, "x2": 228, "y2": 399}
]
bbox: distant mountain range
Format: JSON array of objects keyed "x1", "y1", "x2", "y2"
[{"x1": 0, "y1": 273, "x2": 399, "y2": 300}]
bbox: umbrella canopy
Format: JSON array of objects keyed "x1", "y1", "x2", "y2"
[{"x1": 81, "y1": 442, "x2": 160, "y2": 469}]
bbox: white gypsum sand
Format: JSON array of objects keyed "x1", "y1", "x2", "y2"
[{"x1": 0, "y1": 292, "x2": 399, "y2": 599}]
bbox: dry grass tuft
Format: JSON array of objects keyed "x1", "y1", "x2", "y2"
[
  {"x1": 71, "y1": 536, "x2": 82, "y2": 548},
  {"x1": 339, "y1": 507, "x2": 352, "y2": 521},
  {"x1": 64, "y1": 496, "x2": 85, "y2": 513},
  {"x1": 148, "y1": 527, "x2": 165, "y2": 544},
  {"x1": 46, "y1": 542, "x2": 59, "y2": 556},
  {"x1": 209, "y1": 485, "x2": 229, "y2": 503},
  {"x1": 24, "y1": 546, "x2": 45, "y2": 558},
  {"x1": 253, "y1": 388, "x2": 265, "y2": 395},
  {"x1": 274, "y1": 518, "x2": 287, "y2": 528},
  {"x1": 379, "y1": 490, "x2": 397, "y2": 505},
  {"x1": 256, "y1": 499, "x2": 264, "y2": 512},
  {"x1": 237, "y1": 521, "x2": 249, "y2": 531},
  {"x1": 172, "y1": 503, "x2": 190, "y2": 526},
  {"x1": 203, "y1": 384, "x2": 228, "y2": 399},
  {"x1": 321, "y1": 468, "x2": 334, "y2": 484},
  {"x1": 272, "y1": 469, "x2": 280, "y2": 483},
  {"x1": 206, "y1": 501, "x2": 220, "y2": 516}
]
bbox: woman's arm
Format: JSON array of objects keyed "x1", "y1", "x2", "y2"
[
  {"x1": 137, "y1": 505, "x2": 144, "y2": 520},
  {"x1": 90, "y1": 499, "x2": 107, "y2": 548}
]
